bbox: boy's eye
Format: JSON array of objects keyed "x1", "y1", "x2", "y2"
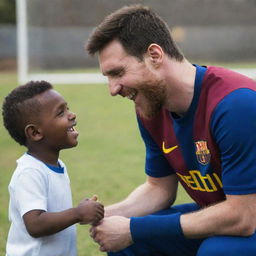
[
  {"x1": 56, "y1": 104, "x2": 69, "y2": 117},
  {"x1": 57, "y1": 110, "x2": 64, "y2": 116},
  {"x1": 57, "y1": 109, "x2": 65, "y2": 116}
]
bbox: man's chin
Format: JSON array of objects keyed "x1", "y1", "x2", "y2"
[{"x1": 136, "y1": 106, "x2": 157, "y2": 120}]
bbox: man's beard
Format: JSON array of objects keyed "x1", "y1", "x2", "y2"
[{"x1": 136, "y1": 80, "x2": 166, "y2": 120}]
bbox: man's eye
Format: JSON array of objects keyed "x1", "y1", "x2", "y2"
[
  {"x1": 116, "y1": 71, "x2": 124, "y2": 77},
  {"x1": 110, "y1": 69, "x2": 124, "y2": 77}
]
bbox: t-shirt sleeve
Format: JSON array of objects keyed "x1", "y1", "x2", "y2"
[
  {"x1": 137, "y1": 116, "x2": 174, "y2": 177},
  {"x1": 211, "y1": 88, "x2": 256, "y2": 195},
  {"x1": 14, "y1": 169, "x2": 48, "y2": 217}
]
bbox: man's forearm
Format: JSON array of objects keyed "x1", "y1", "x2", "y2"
[
  {"x1": 105, "y1": 175, "x2": 178, "y2": 218},
  {"x1": 180, "y1": 194, "x2": 256, "y2": 239},
  {"x1": 105, "y1": 183, "x2": 160, "y2": 217}
]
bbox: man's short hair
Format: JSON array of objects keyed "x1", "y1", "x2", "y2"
[
  {"x1": 2, "y1": 80, "x2": 53, "y2": 146},
  {"x1": 86, "y1": 4, "x2": 183, "y2": 61}
]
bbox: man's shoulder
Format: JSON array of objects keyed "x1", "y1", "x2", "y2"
[{"x1": 205, "y1": 66, "x2": 256, "y2": 86}]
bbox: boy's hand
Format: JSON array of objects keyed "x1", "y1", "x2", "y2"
[{"x1": 76, "y1": 195, "x2": 104, "y2": 225}]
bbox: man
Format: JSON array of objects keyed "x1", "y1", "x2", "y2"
[{"x1": 86, "y1": 4, "x2": 256, "y2": 256}]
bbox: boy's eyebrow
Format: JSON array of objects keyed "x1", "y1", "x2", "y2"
[{"x1": 55, "y1": 101, "x2": 68, "y2": 110}]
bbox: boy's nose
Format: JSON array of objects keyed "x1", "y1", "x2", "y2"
[{"x1": 68, "y1": 111, "x2": 76, "y2": 120}]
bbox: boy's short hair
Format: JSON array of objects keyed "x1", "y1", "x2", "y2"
[{"x1": 2, "y1": 80, "x2": 53, "y2": 146}]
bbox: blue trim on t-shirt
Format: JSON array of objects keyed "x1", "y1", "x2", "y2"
[
  {"x1": 210, "y1": 88, "x2": 256, "y2": 195},
  {"x1": 44, "y1": 162, "x2": 64, "y2": 173},
  {"x1": 26, "y1": 153, "x2": 64, "y2": 174}
]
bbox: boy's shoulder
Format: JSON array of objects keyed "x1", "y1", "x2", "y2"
[
  {"x1": 10, "y1": 154, "x2": 46, "y2": 183},
  {"x1": 11, "y1": 154, "x2": 64, "y2": 182},
  {"x1": 16, "y1": 153, "x2": 66, "y2": 170},
  {"x1": 12, "y1": 153, "x2": 67, "y2": 178},
  {"x1": 15, "y1": 153, "x2": 47, "y2": 173}
]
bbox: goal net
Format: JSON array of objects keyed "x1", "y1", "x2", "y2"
[{"x1": 17, "y1": 0, "x2": 256, "y2": 84}]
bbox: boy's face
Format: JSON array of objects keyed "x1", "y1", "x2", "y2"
[{"x1": 35, "y1": 89, "x2": 79, "y2": 150}]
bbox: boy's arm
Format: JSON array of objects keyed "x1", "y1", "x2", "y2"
[{"x1": 23, "y1": 196, "x2": 104, "y2": 238}]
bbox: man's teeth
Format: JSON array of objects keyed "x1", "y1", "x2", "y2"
[
  {"x1": 68, "y1": 127, "x2": 74, "y2": 132},
  {"x1": 126, "y1": 91, "x2": 136, "y2": 100}
]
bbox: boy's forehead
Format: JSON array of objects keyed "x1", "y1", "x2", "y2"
[{"x1": 35, "y1": 89, "x2": 64, "y2": 104}]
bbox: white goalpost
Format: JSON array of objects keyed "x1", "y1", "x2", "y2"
[
  {"x1": 16, "y1": 0, "x2": 107, "y2": 84},
  {"x1": 16, "y1": 0, "x2": 255, "y2": 85}
]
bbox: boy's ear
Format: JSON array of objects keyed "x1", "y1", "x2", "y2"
[{"x1": 24, "y1": 124, "x2": 43, "y2": 142}]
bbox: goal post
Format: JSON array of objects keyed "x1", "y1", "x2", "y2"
[
  {"x1": 16, "y1": 0, "x2": 256, "y2": 85},
  {"x1": 16, "y1": 0, "x2": 28, "y2": 84},
  {"x1": 16, "y1": 0, "x2": 107, "y2": 84}
]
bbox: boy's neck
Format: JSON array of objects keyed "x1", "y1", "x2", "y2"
[{"x1": 27, "y1": 149, "x2": 60, "y2": 167}]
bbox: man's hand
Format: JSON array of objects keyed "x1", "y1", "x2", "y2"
[{"x1": 90, "y1": 216, "x2": 133, "y2": 252}]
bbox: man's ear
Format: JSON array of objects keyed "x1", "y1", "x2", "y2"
[
  {"x1": 147, "y1": 43, "x2": 163, "y2": 67},
  {"x1": 24, "y1": 124, "x2": 43, "y2": 142}
]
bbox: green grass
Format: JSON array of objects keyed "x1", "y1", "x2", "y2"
[
  {"x1": 0, "y1": 71, "x2": 193, "y2": 255},
  {"x1": 1, "y1": 63, "x2": 256, "y2": 254},
  {"x1": 0, "y1": 70, "x2": 205, "y2": 255}
]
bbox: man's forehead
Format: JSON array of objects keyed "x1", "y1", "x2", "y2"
[
  {"x1": 99, "y1": 40, "x2": 127, "y2": 61},
  {"x1": 99, "y1": 43, "x2": 127, "y2": 74}
]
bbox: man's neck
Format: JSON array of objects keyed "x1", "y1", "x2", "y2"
[{"x1": 163, "y1": 59, "x2": 196, "y2": 116}]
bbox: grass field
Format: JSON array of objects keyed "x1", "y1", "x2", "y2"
[
  {"x1": 1, "y1": 63, "x2": 255, "y2": 255},
  {"x1": 0, "y1": 71, "x2": 194, "y2": 255}
]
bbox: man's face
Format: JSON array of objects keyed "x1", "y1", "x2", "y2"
[{"x1": 99, "y1": 40, "x2": 166, "y2": 119}]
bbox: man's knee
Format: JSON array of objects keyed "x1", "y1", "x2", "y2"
[
  {"x1": 197, "y1": 235, "x2": 256, "y2": 256},
  {"x1": 108, "y1": 251, "x2": 128, "y2": 256}
]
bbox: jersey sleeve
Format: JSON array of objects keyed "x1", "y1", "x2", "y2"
[
  {"x1": 137, "y1": 116, "x2": 174, "y2": 177},
  {"x1": 13, "y1": 168, "x2": 48, "y2": 217},
  {"x1": 211, "y1": 88, "x2": 256, "y2": 195}
]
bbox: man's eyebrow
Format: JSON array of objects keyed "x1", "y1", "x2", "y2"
[{"x1": 103, "y1": 67, "x2": 124, "y2": 76}]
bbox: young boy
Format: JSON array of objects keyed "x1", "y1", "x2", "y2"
[{"x1": 2, "y1": 81, "x2": 104, "y2": 256}]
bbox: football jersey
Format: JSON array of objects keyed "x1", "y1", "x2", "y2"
[{"x1": 137, "y1": 65, "x2": 256, "y2": 206}]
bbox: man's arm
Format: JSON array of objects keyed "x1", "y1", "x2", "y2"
[
  {"x1": 105, "y1": 174, "x2": 178, "y2": 218},
  {"x1": 90, "y1": 174, "x2": 178, "y2": 252},
  {"x1": 93, "y1": 193, "x2": 256, "y2": 252},
  {"x1": 180, "y1": 193, "x2": 256, "y2": 238}
]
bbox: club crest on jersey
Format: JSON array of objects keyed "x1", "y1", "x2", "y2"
[{"x1": 195, "y1": 140, "x2": 211, "y2": 165}]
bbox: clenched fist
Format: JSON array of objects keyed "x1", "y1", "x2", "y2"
[{"x1": 76, "y1": 195, "x2": 104, "y2": 225}]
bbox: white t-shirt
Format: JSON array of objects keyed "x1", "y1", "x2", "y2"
[{"x1": 6, "y1": 153, "x2": 77, "y2": 256}]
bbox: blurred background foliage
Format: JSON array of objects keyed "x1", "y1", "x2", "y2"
[{"x1": 0, "y1": 0, "x2": 15, "y2": 24}]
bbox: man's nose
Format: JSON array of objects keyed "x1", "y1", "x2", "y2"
[{"x1": 108, "y1": 79, "x2": 122, "y2": 96}]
